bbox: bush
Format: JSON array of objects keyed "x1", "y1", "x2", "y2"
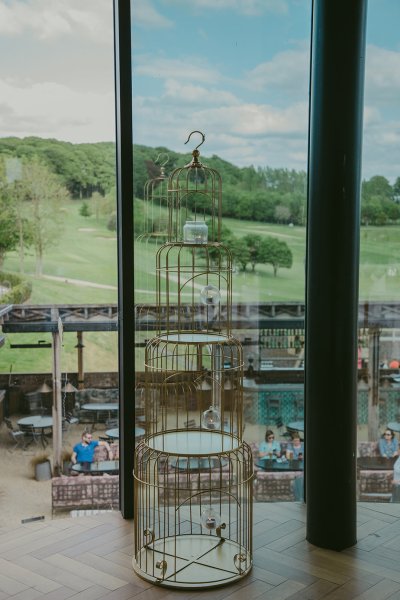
[
  {"x1": 107, "y1": 212, "x2": 117, "y2": 231},
  {"x1": 79, "y1": 201, "x2": 92, "y2": 217},
  {"x1": 0, "y1": 272, "x2": 32, "y2": 304}
]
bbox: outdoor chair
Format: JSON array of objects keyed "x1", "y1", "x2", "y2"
[
  {"x1": 18, "y1": 423, "x2": 42, "y2": 447},
  {"x1": 63, "y1": 412, "x2": 79, "y2": 431},
  {"x1": 4, "y1": 418, "x2": 26, "y2": 450}
]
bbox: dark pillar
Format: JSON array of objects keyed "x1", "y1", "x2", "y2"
[
  {"x1": 76, "y1": 331, "x2": 84, "y2": 390},
  {"x1": 367, "y1": 327, "x2": 380, "y2": 442},
  {"x1": 305, "y1": 0, "x2": 367, "y2": 550},
  {"x1": 114, "y1": 0, "x2": 135, "y2": 519}
]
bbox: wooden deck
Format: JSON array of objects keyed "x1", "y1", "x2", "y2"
[{"x1": 1, "y1": 502, "x2": 400, "y2": 599}]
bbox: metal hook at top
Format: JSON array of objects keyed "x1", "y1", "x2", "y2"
[
  {"x1": 184, "y1": 130, "x2": 205, "y2": 151},
  {"x1": 154, "y1": 152, "x2": 169, "y2": 167}
]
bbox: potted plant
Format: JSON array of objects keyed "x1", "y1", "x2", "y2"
[
  {"x1": 30, "y1": 451, "x2": 52, "y2": 481},
  {"x1": 61, "y1": 448, "x2": 73, "y2": 475}
]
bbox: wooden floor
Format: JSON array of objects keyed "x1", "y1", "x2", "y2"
[{"x1": 1, "y1": 502, "x2": 400, "y2": 599}]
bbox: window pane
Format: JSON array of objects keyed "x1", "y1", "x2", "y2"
[
  {"x1": 0, "y1": 1, "x2": 117, "y2": 524},
  {"x1": 133, "y1": 1, "x2": 310, "y2": 505},
  {"x1": 358, "y1": 0, "x2": 400, "y2": 503}
]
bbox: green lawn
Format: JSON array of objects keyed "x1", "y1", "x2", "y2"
[
  {"x1": 2, "y1": 203, "x2": 400, "y2": 373},
  {"x1": 1, "y1": 201, "x2": 118, "y2": 373}
]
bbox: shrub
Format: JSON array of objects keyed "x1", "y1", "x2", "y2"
[
  {"x1": 0, "y1": 272, "x2": 32, "y2": 304},
  {"x1": 107, "y1": 212, "x2": 117, "y2": 231},
  {"x1": 79, "y1": 201, "x2": 92, "y2": 217}
]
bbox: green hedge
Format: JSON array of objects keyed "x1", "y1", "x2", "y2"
[{"x1": 0, "y1": 272, "x2": 32, "y2": 304}]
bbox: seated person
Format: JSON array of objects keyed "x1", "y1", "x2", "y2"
[
  {"x1": 378, "y1": 428, "x2": 399, "y2": 458},
  {"x1": 259, "y1": 429, "x2": 281, "y2": 459},
  {"x1": 287, "y1": 431, "x2": 304, "y2": 460},
  {"x1": 391, "y1": 456, "x2": 400, "y2": 502},
  {"x1": 71, "y1": 431, "x2": 112, "y2": 472}
]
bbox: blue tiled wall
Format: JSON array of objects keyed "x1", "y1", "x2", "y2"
[{"x1": 249, "y1": 386, "x2": 400, "y2": 426}]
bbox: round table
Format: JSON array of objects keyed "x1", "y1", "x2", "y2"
[
  {"x1": 72, "y1": 460, "x2": 119, "y2": 475},
  {"x1": 17, "y1": 416, "x2": 53, "y2": 448},
  {"x1": 81, "y1": 403, "x2": 119, "y2": 429},
  {"x1": 388, "y1": 422, "x2": 400, "y2": 433},
  {"x1": 81, "y1": 403, "x2": 119, "y2": 412},
  {"x1": 255, "y1": 457, "x2": 304, "y2": 472},
  {"x1": 18, "y1": 416, "x2": 53, "y2": 428},
  {"x1": 105, "y1": 427, "x2": 145, "y2": 439}
]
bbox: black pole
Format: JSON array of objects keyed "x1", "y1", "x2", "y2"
[
  {"x1": 305, "y1": 0, "x2": 367, "y2": 550},
  {"x1": 113, "y1": 0, "x2": 134, "y2": 519}
]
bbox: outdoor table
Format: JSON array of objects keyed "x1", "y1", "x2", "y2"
[
  {"x1": 105, "y1": 427, "x2": 145, "y2": 439},
  {"x1": 357, "y1": 456, "x2": 397, "y2": 470},
  {"x1": 287, "y1": 421, "x2": 304, "y2": 433},
  {"x1": 81, "y1": 403, "x2": 119, "y2": 429},
  {"x1": 255, "y1": 457, "x2": 304, "y2": 472},
  {"x1": 71, "y1": 460, "x2": 119, "y2": 475},
  {"x1": 17, "y1": 415, "x2": 53, "y2": 448}
]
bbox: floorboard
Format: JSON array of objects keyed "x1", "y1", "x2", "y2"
[{"x1": 1, "y1": 503, "x2": 400, "y2": 599}]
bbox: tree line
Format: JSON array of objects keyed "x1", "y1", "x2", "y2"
[{"x1": 1, "y1": 136, "x2": 400, "y2": 277}]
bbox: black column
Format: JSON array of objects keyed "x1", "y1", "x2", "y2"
[
  {"x1": 113, "y1": 0, "x2": 135, "y2": 519},
  {"x1": 305, "y1": 0, "x2": 367, "y2": 550}
]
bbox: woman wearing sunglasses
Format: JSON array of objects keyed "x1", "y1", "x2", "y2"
[
  {"x1": 259, "y1": 429, "x2": 281, "y2": 460},
  {"x1": 378, "y1": 428, "x2": 398, "y2": 458}
]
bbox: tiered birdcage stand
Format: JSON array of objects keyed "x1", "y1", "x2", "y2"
[{"x1": 133, "y1": 132, "x2": 253, "y2": 589}]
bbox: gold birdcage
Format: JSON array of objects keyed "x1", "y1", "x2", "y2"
[
  {"x1": 167, "y1": 130, "x2": 222, "y2": 243},
  {"x1": 133, "y1": 132, "x2": 253, "y2": 589},
  {"x1": 140, "y1": 152, "x2": 170, "y2": 243}
]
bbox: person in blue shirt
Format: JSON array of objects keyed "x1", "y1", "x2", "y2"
[
  {"x1": 378, "y1": 428, "x2": 399, "y2": 458},
  {"x1": 259, "y1": 429, "x2": 281, "y2": 459},
  {"x1": 287, "y1": 432, "x2": 304, "y2": 460},
  {"x1": 71, "y1": 431, "x2": 112, "y2": 472}
]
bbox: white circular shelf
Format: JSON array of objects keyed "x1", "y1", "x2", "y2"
[
  {"x1": 158, "y1": 333, "x2": 228, "y2": 344},
  {"x1": 148, "y1": 430, "x2": 240, "y2": 455}
]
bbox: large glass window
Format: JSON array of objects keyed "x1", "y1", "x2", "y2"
[
  {"x1": 357, "y1": 0, "x2": 400, "y2": 503},
  {"x1": 0, "y1": 1, "x2": 117, "y2": 524},
  {"x1": 132, "y1": 1, "x2": 311, "y2": 503},
  {"x1": 133, "y1": 0, "x2": 400, "y2": 506}
]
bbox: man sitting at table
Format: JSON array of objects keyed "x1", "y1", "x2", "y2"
[{"x1": 71, "y1": 431, "x2": 112, "y2": 472}]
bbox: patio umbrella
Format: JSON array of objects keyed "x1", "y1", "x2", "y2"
[
  {"x1": 35, "y1": 382, "x2": 52, "y2": 394},
  {"x1": 62, "y1": 381, "x2": 78, "y2": 393}
]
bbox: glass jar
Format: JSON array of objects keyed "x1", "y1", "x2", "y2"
[{"x1": 183, "y1": 220, "x2": 208, "y2": 244}]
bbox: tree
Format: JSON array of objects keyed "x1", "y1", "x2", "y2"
[
  {"x1": 263, "y1": 237, "x2": 293, "y2": 276},
  {"x1": 236, "y1": 234, "x2": 293, "y2": 275},
  {"x1": 0, "y1": 189, "x2": 19, "y2": 269},
  {"x1": 12, "y1": 180, "x2": 34, "y2": 274},
  {"x1": 79, "y1": 201, "x2": 92, "y2": 217},
  {"x1": 274, "y1": 204, "x2": 291, "y2": 224},
  {"x1": 361, "y1": 198, "x2": 388, "y2": 226},
  {"x1": 393, "y1": 176, "x2": 400, "y2": 202},
  {"x1": 21, "y1": 158, "x2": 68, "y2": 276},
  {"x1": 243, "y1": 234, "x2": 265, "y2": 271},
  {"x1": 230, "y1": 237, "x2": 250, "y2": 271},
  {"x1": 362, "y1": 176, "x2": 393, "y2": 202}
]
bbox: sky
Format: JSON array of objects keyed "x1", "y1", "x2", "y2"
[{"x1": 0, "y1": 0, "x2": 400, "y2": 182}]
